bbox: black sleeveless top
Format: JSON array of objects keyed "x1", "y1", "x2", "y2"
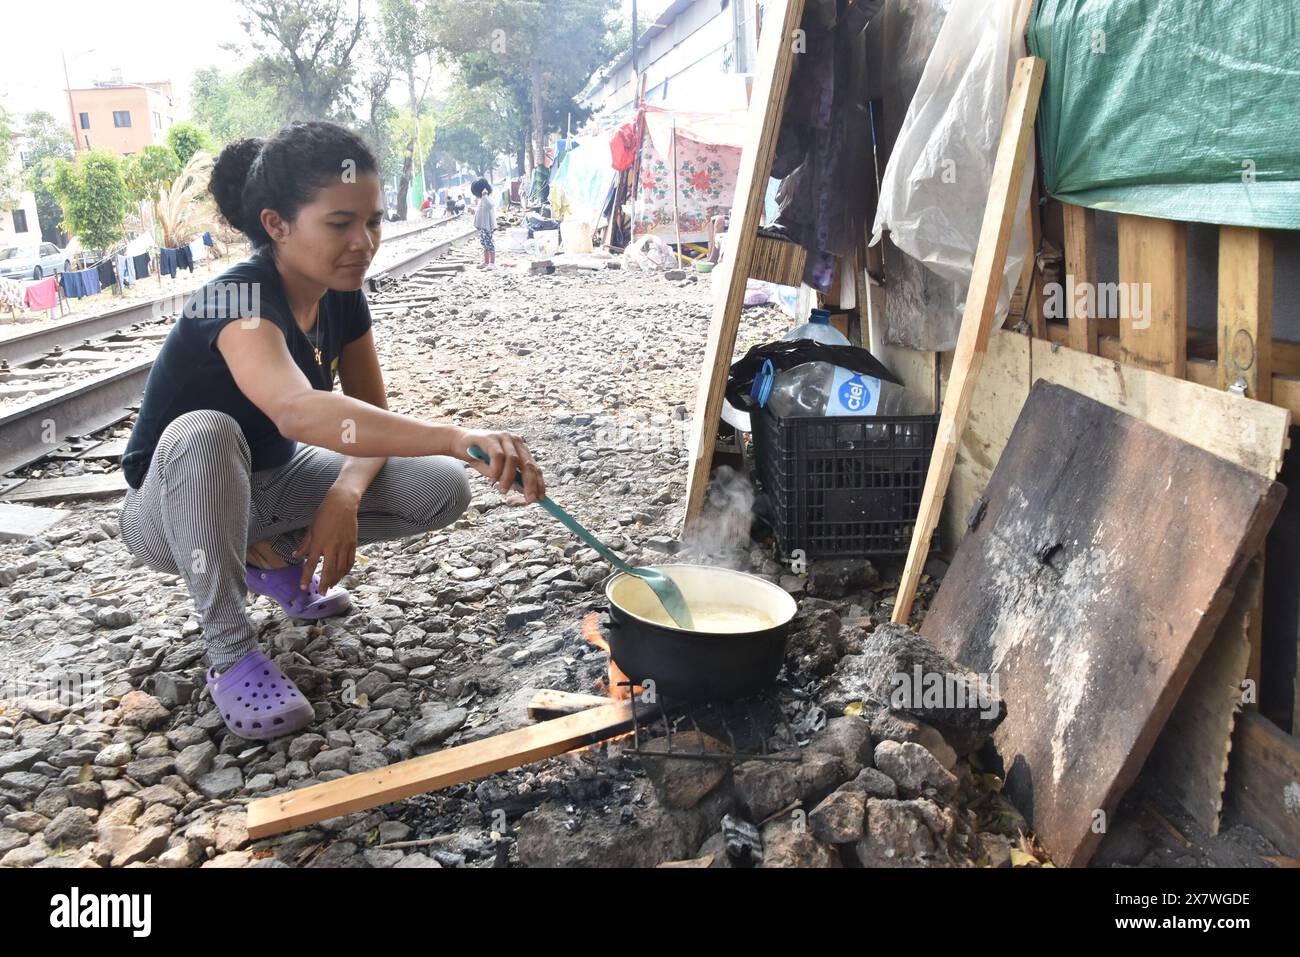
[{"x1": 122, "y1": 250, "x2": 372, "y2": 489}]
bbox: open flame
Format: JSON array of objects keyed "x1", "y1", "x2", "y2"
[{"x1": 581, "y1": 612, "x2": 636, "y2": 700}]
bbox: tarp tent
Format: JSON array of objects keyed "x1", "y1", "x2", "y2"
[{"x1": 633, "y1": 105, "x2": 747, "y2": 244}]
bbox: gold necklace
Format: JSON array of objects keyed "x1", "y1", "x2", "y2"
[{"x1": 305, "y1": 305, "x2": 322, "y2": 367}]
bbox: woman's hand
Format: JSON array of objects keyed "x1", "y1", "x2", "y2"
[
  {"x1": 293, "y1": 485, "x2": 360, "y2": 592},
  {"x1": 451, "y1": 428, "x2": 546, "y2": 503}
]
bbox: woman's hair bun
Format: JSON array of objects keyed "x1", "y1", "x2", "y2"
[{"x1": 209, "y1": 138, "x2": 265, "y2": 235}]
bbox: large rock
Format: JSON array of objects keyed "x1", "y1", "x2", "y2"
[
  {"x1": 872, "y1": 740, "x2": 958, "y2": 800},
  {"x1": 517, "y1": 784, "x2": 733, "y2": 868},
  {"x1": 806, "y1": 717, "x2": 873, "y2": 777},
  {"x1": 733, "y1": 750, "x2": 848, "y2": 821},
  {"x1": 759, "y1": 828, "x2": 841, "y2": 868},
  {"x1": 869, "y1": 711, "x2": 957, "y2": 770},
  {"x1": 823, "y1": 623, "x2": 1004, "y2": 754},
  {"x1": 639, "y1": 731, "x2": 730, "y2": 809},
  {"x1": 43, "y1": 807, "x2": 97, "y2": 849},
  {"x1": 808, "y1": 789, "x2": 867, "y2": 845},
  {"x1": 854, "y1": 798, "x2": 957, "y2": 868},
  {"x1": 785, "y1": 607, "x2": 846, "y2": 677},
  {"x1": 117, "y1": 691, "x2": 171, "y2": 731},
  {"x1": 806, "y1": 558, "x2": 879, "y2": 598},
  {"x1": 111, "y1": 825, "x2": 171, "y2": 867},
  {"x1": 195, "y1": 767, "x2": 244, "y2": 799},
  {"x1": 405, "y1": 708, "x2": 467, "y2": 753}
]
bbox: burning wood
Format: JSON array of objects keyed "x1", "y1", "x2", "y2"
[{"x1": 581, "y1": 611, "x2": 637, "y2": 699}]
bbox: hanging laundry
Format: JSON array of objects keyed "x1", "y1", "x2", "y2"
[
  {"x1": 159, "y1": 247, "x2": 178, "y2": 278},
  {"x1": 24, "y1": 276, "x2": 59, "y2": 312},
  {"x1": 610, "y1": 121, "x2": 642, "y2": 172},
  {"x1": 176, "y1": 245, "x2": 194, "y2": 273},
  {"x1": 125, "y1": 232, "x2": 152, "y2": 257},
  {"x1": 60, "y1": 267, "x2": 101, "y2": 299},
  {"x1": 202, "y1": 231, "x2": 214, "y2": 247},
  {"x1": 117, "y1": 254, "x2": 135, "y2": 287},
  {"x1": 96, "y1": 259, "x2": 117, "y2": 290},
  {"x1": 132, "y1": 252, "x2": 151, "y2": 280},
  {"x1": 188, "y1": 237, "x2": 206, "y2": 266},
  {"x1": 0, "y1": 277, "x2": 24, "y2": 311}
]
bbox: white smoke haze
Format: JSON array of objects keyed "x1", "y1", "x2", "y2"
[{"x1": 682, "y1": 465, "x2": 757, "y2": 569}]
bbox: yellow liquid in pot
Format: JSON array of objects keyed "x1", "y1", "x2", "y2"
[{"x1": 638, "y1": 601, "x2": 777, "y2": 633}]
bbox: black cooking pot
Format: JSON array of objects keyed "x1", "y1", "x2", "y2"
[{"x1": 603, "y1": 564, "x2": 798, "y2": 701}]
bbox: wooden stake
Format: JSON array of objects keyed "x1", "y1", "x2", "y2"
[
  {"x1": 1117, "y1": 214, "x2": 1187, "y2": 378},
  {"x1": 1062, "y1": 203, "x2": 1098, "y2": 353},
  {"x1": 891, "y1": 56, "x2": 1046, "y2": 626},
  {"x1": 682, "y1": 0, "x2": 806, "y2": 534}
]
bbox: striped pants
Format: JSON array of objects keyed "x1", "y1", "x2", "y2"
[{"x1": 118, "y1": 409, "x2": 472, "y2": 670}]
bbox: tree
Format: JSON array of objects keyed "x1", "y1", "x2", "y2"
[
  {"x1": 191, "y1": 65, "x2": 283, "y2": 143},
  {"x1": 378, "y1": 0, "x2": 440, "y2": 219},
  {"x1": 238, "y1": 0, "x2": 367, "y2": 121},
  {"x1": 430, "y1": 0, "x2": 620, "y2": 172},
  {"x1": 125, "y1": 145, "x2": 182, "y2": 204},
  {"x1": 0, "y1": 108, "x2": 19, "y2": 209},
  {"x1": 432, "y1": 78, "x2": 520, "y2": 176},
  {"x1": 167, "y1": 123, "x2": 217, "y2": 168},
  {"x1": 20, "y1": 111, "x2": 76, "y2": 245},
  {"x1": 49, "y1": 149, "x2": 131, "y2": 252},
  {"x1": 145, "y1": 151, "x2": 221, "y2": 249}
]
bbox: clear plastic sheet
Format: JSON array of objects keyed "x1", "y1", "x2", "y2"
[{"x1": 870, "y1": 0, "x2": 1034, "y2": 352}]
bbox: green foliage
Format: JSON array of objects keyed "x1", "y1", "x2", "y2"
[
  {"x1": 191, "y1": 65, "x2": 283, "y2": 143},
  {"x1": 0, "y1": 108, "x2": 18, "y2": 206},
  {"x1": 166, "y1": 123, "x2": 217, "y2": 168},
  {"x1": 49, "y1": 149, "x2": 131, "y2": 251},
  {"x1": 433, "y1": 79, "x2": 520, "y2": 175},
  {"x1": 237, "y1": 0, "x2": 366, "y2": 121},
  {"x1": 125, "y1": 145, "x2": 182, "y2": 204},
  {"x1": 429, "y1": 0, "x2": 620, "y2": 161},
  {"x1": 19, "y1": 112, "x2": 76, "y2": 245}
]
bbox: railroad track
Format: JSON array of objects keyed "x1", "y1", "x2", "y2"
[
  {"x1": 0, "y1": 224, "x2": 478, "y2": 479},
  {"x1": 0, "y1": 214, "x2": 467, "y2": 367}
]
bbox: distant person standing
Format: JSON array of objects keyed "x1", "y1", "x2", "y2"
[{"x1": 471, "y1": 178, "x2": 496, "y2": 268}]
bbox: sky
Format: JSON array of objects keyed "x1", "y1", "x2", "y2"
[
  {"x1": 1, "y1": 0, "x2": 657, "y2": 129},
  {"x1": 1, "y1": 0, "x2": 254, "y2": 123}
]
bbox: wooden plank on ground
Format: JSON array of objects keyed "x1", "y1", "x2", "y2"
[
  {"x1": 682, "y1": 0, "x2": 806, "y2": 533},
  {"x1": 1141, "y1": 559, "x2": 1258, "y2": 835},
  {"x1": 1116, "y1": 214, "x2": 1187, "y2": 377},
  {"x1": 891, "y1": 56, "x2": 1045, "y2": 624},
  {"x1": 0, "y1": 472, "x2": 127, "y2": 504},
  {"x1": 1222, "y1": 711, "x2": 1300, "y2": 857},
  {"x1": 922, "y1": 381, "x2": 1285, "y2": 868},
  {"x1": 1062, "y1": 203, "x2": 1098, "y2": 354},
  {"x1": 0, "y1": 502, "x2": 71, "y2": 541},
  {"x1": 526, "y1": 689, "x2": 612, "y2": 719},
  {"x1": 79, "y1": 436, "x2": 128, "y2": 460},
  {"x1": 246, "y1": 699, "x2": 642, "y2": 838}
]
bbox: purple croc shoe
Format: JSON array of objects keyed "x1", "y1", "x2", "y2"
[
  {"x1": 207, "y1": 648, "x2": 314, "y2": 740},
  {"x1": 245, "y1": 563, "x2": 352, "y2": 620}
]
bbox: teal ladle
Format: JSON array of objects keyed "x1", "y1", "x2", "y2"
[{"x1": 468, "y1": 446, "x2": 695, "y2": 630}]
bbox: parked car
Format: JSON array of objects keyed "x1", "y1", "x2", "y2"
[{"x1": 0, "y1": 242, "x2": 69, "y2": 281}]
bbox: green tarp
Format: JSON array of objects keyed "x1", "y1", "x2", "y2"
[{"x1": 1028, "y1": 0, "x2": 1300, "y2": 229}]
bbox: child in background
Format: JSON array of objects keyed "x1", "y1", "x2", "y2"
[{"x1": 471, "y1": 178, "x2": 496, "y2": 268}]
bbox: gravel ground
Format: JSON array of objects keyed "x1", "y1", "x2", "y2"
[
  {"x1": 0, "y1": 241, "x2": 796, "y2": 868},
  {"x1": 0, "y1": 240, "x2": 1280, "y2": 869}
]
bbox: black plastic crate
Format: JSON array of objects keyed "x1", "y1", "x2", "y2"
[{"x1": 751, "y1": 405, "x2": 939, "y2": 560}]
